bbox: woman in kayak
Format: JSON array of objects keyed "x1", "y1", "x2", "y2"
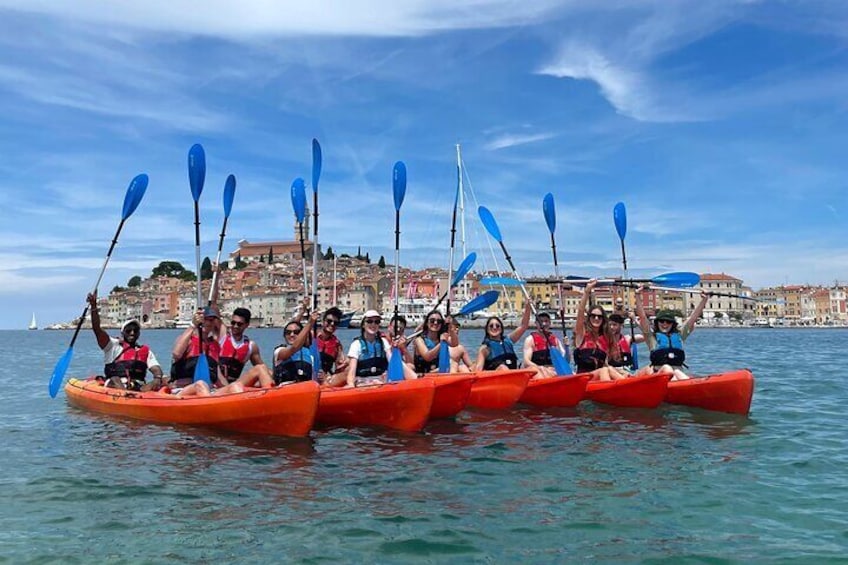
[
  {"x1": 605, "y1": 310, "x2": 647, "y2": 378},
  {"x1": 635, "y1": 286, "x2": 709, "y2": 380},
  {"x1": 345, "y1": 310, "x2": 416, "y2": 386},
  {"x1": 572, "y1": 280, "x2": 618, "y2": 381},
  {"x1": 170, "y1": 306, "x2": 224, "y2": 388},
  {"x1": 272, "y1": 311, "x2": 321, "y2": 385},
  {"x1": 412, "y1": 310, "x2": 457, "y2": 375},
  {"x1": 475, "y1": 300, "x2": 531, "y2": 371}
]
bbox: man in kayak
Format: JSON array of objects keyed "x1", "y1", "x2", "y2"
[
  {"x1": 170, "y1": 306, "x2": 223, "y2": 388},
  {"x1": 522, "y1": 311, "x2": 567, "y2": 379},
  {"x1": 316, "y1": 307, "x2": 350, "y2": 387},
  {"x1": 634, "y1": 285, "x2": 709, "y2": 380},
  {"x1": 217, "y1": 307, "x2": 274, "y2": 387},
  {"x1": 86, "y1": 291, "x2": 164, "y2": 391}
]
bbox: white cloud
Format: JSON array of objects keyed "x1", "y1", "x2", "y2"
[{"x1": 485, "y1": 132, "x2": 556, "y2": 151}]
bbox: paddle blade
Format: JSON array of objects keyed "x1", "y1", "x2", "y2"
[
  {"x1": 188, "y1": 144, "x2": 206, "y2": 202},
  {"x1": 392, "y1": 161, "x2": 407, "y2": 211},
  {"x1": 451, "y1": 252, "x2": 477, "y2": 287},
  {"x1": 121, "y1": 174, "x2": 148, "y2": 220},
  {"x1": 550, "y1": 347, "x2": 573, "y2": 376},
  {"x1": 387, "y1": 347, "x2": 405, "y2": 382},
  {"x1": 290, "y1": 178, "x2": 307, "y2": 223},
  {"x1": 48, "y1": 347, "x2": 73, "y2": 398},
  {"x1": 631, "y1": 342, "x2": 639, "y2": 370},
  {"x1": 458, "y1": 290, "x2": 499, "y2": 316},
  {"x1": 310, "y1": 341, "x2": 320, "y2": 382},
  {"x1": 543, "y1": 193, "x2": 556, "y2": 234},
  {"x1": 223, "y1": 174, "x2": 236, "y2": 218},
  {"x1": 477, "y1": 206, "x2": 502, "y2": 242},
  {"x1": 479, "y1": 276, "x2": 526, "y2": 287},
  {"x1": 193, "y1": 353, "x2": 212, "y2": 386},
  {"x1": 438, "y1": 342, "x2": 451, "y2": 373},
  {"x1": 312, "y1": 138, "x2": 322, "y2": 192},
  {"x1": 614, "y1": 202, "x2": 627, "y2": 240},
  {"x1": 651, "y1": 272, "x2": 700, "y2": 288}
]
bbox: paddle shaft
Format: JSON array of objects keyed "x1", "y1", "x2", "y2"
[
  {"x1": 496, "y1": 240, "x2": 536, "y2": 315},
  {"x1": 548, "y1": 230, "x2": 569, "y2": 349},
  {"x1": 394, "y1": 210, "x2": 401, "y2": 336},
  {"x1": 207, "y1": 215, "x2": 229, "y2": 305}
]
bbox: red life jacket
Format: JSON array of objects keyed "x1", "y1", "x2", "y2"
[
  {"x1": 530, "y1": 332, "x2": 560, "y2": 366},
  {"x1": 608, "y1": 335, "x2": 632, "y2": 368},
  {"x1": 104, "y1": 342, "x2": 151, "y2": 382},
  {"x1": 219, "y1": 334, "x2": 251, "y2": 380},
  {"x1": 169, "y1": 334, "x2": 220, "y2": 386},
  {"x1": 574, "y1": 332, "x2": 609, "y2": 373},
  {"x1": 317, "y1": 332, "x2": 342, "y2": 373}
]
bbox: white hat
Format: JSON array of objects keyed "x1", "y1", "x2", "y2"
[
  {"x1": 362, "y1": 310, "x2": 382, "y2": 320},
  {"x1": 121, "y1": 319, "x2": 141, "y2": 332}
]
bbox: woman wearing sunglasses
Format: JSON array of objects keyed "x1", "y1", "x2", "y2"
[
  {"x1": 634, "y1": 285, "x2": 709, "y2": 381},
  {"x1": 412, "y1": 310, "x2": 458, "y2": 374},
  {"x1": 272, "y1": 311, "x2": 320, "y2": 385},
  {"x1": 605, "y1": 310, "x2": 648, "y2": 379},
  {"x1": 346, "y1": 310, "x2": 416, "y2": 386},
  {"x1": 475, "y1": 300, "x2": 531, "y2": 372},
  {"x1": 572, "y1": 280, "x2": 617, "y2": 381}
]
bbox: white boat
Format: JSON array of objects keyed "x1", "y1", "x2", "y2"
[{"x1": 28, "y1": 312, "x2": 37, "y2": 330}]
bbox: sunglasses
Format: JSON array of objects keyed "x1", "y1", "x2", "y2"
[
  {"x1": 364, "y1": 318, "x2": 381, "y2": 325},
  {"x1": 285, "y1": 328, "x2": 300, "y2": 335},
  {"x1": 324, "y1": 318, "x2": 339, "y2": 326},
  {"x1": 487, "y1": 323, "x2": 502, "y2": 329},
  {"x1": 230, "y1": 320, "x2": 246, "y2": 327},
  {"x1": 589, "y1": 314, "x2": 604, "y2": 320},
  {"x1": 658, "y1": 319, "x2": 673, "y2": 324},
  {"x1": 427, "y1": 318, "x2": 443, "y2": 324}
]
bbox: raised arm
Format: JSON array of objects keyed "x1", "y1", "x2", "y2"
[
  {"x1": 508, "y1": 300, "x2": 532, "y2": 343},
  {"x1": 275, "y1": 312, "x2": 319, "y2": 362},
  {"x1": 634, "y1": 286, "x2": 652, "y2": 339},
  {"x1": 87, "y1": 292, "x2": 110, "y2": 350},
  {"x1": 683, "y1": 291, "x2": 709, "y2": 336},
  {"x1": 573, "y1": 280, "x2": 596, "y2": 347},
  {"x1": 172, "y1": 310, "x2": 202, "y2": 361}
]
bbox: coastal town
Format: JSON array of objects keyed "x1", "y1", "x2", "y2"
[{"x1": 55, "y1": 217, "x2": 845, "y2": 331}]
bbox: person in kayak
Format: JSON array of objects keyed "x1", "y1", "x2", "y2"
[
  {"x1": 200, "y1": 307, "x2": 270, "y2": 387},
  {"x1": 475, "y1": 300, "x2": 531, "y2": 371},
  {"x1": 522, "y1": 310, "x2": 568, "y2": 379},
  {"x1": 572, "y1": 280, "x2": 617, "y2": 381},
  {"x1": 272, "y1": 312, "x2": 321, "y2": 385},
  {"x1": 635, "y1": 286, "x2": 709, "y2": 380},
  {"x1": 86, "y1": 291, "x2": 164, "y2": 391},
  {"x1": 412, "y1": 310, "x2": 458, "y2": 375},
  {"x1": 386, "y1": 314, "x2": 416, "y2": 367},
  {"x1": 345, "y1": 310, "x2": 416, "y2": 386},
  {"x1": 606, "y1": 310, "x2": 647, "y2": 378},
  {"x1": 170, "y1": 306, "x2": 223, "y2": 388},
  {"x1": 316, "y1": 307, "x2": 350, "y2": 387}
]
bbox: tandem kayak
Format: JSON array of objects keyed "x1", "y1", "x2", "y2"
[
  {"x1": 424, "y1": 373, "x2": 477, "y2": 420},
  {"x1": 519, "y1": 374, "x2": 590, "y2": 408},
  {"x1": 585, "y1": 372, "x2": 671, "y2": 409},
  {"x1": 316, "y1": 378, "x2": 436, "y2": 432},
  {"x1": 665, "y1": 369, "x2": 754, "y2": 415},
  {"x1": 65, "y1": 378, "x2": 320, "y2": 437},
  {"x1": 466, "y1": 369, "x2": 533, "y2": 410}
]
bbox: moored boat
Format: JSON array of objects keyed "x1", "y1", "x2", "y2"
[
  {"x1": 519, "y1": 374, "x2": 590, "y2": 408},
  {"x1": 585, "y1": 372, "x2": 671, "y2": 409},
  {"x1": 424, "y1": 373, "x2": 477, "y2": 419},
  {"x1": 65, "y1": 378, "x2": 320, "y2": 437},
  {"x1": 316, "y1": 378, "x2": 436, "y2": 432},
  {"x1": 665, "y1": 369, "x2": 754, "y2": 415},
  {"x1": 466, "y1": 369, "x2": 533, "y2": 410}
]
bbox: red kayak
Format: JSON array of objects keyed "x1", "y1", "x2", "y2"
[
  {"x1": 585, "y1": 372, "x2": 670, "y2": 408},
  {"x1": 519, "y1": 374, "x2": 590, "y2": 408},
  {"x1": 424, "y1": 374, "x2": 477, "y2": 420},
  {"x1": 665, "y1": 369, "x2": 754, "y2": 415},
  {"x1": 65, "y1": 378, "x2": 320, "y2": 437},
  {"x1": 466, "y1": 369, "x2": 533, "y2": 410},
  {"x1": 316, "y1": 378, "x2": 435, "y2": 432}
]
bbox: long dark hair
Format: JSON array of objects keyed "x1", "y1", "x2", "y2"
[
  {"x1": 284, "y1": 321, "x2": 311, "y2": 346},
  {"x1": 482, "y1": 316, "x2": 505, "y2": 344},
  {"x1": 424, "y1": 309, "x2": 445, "y2": 339}
]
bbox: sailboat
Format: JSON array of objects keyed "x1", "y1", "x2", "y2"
[{"x1": 28, "y1": 312, "x2": 37, "y2": 330}]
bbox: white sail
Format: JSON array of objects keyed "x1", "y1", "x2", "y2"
[{"x1": 28, "y1": 312, "x2": 37, "y2": 330}]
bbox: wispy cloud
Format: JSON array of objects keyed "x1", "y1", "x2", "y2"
[{"x1": 485, "y1": 132, "x2": 556, "y2": 151}]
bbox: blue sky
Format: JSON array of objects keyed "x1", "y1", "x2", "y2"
[{"x1": 1, "y1": 0, "x2": 846, "y2": 329}]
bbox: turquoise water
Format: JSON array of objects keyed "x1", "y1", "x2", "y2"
[{"x1": 2, "y1": 328, "x2": 847, "y2": 563}]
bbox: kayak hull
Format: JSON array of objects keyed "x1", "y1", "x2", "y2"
[
  {"x1": 519, "y1": 374, "x2": 590, "y2": 408},
  {"x1": 666, "y1": 369, "x2": 754, "y2": 415},
  {"x1": 424, "y1": 374, "x2": 477, "y2": 420},
  {"x1": 316, "y1": 378, "x2": 435, "y2": 432},
  {"x1": 64, "y1": 378, "x2": 320, "y2": 437},
  {"x1": 467, "y1": 369, "x2": 533, "y2": 410},
  {"x1": 585, "y1": 372, "x2": 670, "y2": 408}
]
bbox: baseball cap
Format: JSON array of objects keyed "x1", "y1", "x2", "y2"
[
  {"x1": 363, "y1": 309, "x2": 381, "y2": 320},
  {"x1": 121, "y1": 319, "x2": 141, "y2": 332},
  {"x1": 203, "y1": 306, "x2": 221, "y2": 319}
]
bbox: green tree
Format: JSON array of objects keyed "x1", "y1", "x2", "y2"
[
  {"x1": 151, "y1": 261, "x2": 188, "y2": 278},
  {"x1": 365, "y1": 252, "x2": 370, "y2": 264},
  {"x1": 356, "y1": 246, "x2": 362, "y2": 260},
  {"x1": 323, "y1": 246, "x2": 334, "y2": 260},
  {"x1": 378, "y1": 255, "x2": 386, "y2": 268},
  {"x1": 200, "y1": 257, "x2": 213, "y2": 280},
  {"x1": 111, "y1": 285, "x2": 125, "y2": 294},
  {"x1": 259, "y1": 254, "x2": 265, "y2": 263},
  {"x1": 127, "y1": 275, "x2": 142, "y2": 287},
  {"x1": 268, "y1": 247, "x2": 274, "y2": 264},
  {"x1": 235, "y1": 254, "x2": 246, "y2": 269},
  {"x1": 178, "y1": 270, "x2": 197, "y2": 282}
]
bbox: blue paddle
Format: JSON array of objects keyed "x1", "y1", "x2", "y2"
[
  {"x1": 436, "y1": 252, "x2": 476, "y2": 373},
  {"x1": 48, "y1": 174, "x2": 149, "y2": 397},
  {"x1": 188, "y1": 144, "x2": 211, "y2": 386},
  {"x1": 566, "y1": 272, "x2": 701, "y2": 288},
  {"x1": 387, "y1": 161, "x2": 407, "y2": 382},
  {"x1": 309, "y1": 139, "x2": 322, "y2": 381},
  {"x1": 542, "y1": 193, "x2": 573, "y2": 376},
  {"x1": 613, "y1": 201, "x2": 638, "y2": 369},
  {"x1": 290, "y1": 177, "x2": 309, "y2": 312},
  {"x1": 208, "y1": 174, "x2": 236, "y2": 306},
  {"x1": 479, "y1": 276, "x2": 526, "y2": 286}
]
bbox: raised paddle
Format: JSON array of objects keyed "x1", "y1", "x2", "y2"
[
  {"x1": 387, "y1": 161, "x2": 408, "y2": 382},
  {"x1": 646, "y1": 286, "x2": 759, "y2": 301},
  {"x1": 291, "y1": 177, "x2": 309, "y2": 298},
  {"x1": 188, "y1": 144, "x2": 211, "y2": 386},
  {"x1": 48, "y1": 173, "x2": 149, "y2": 398},
  {"x1": 542, "y1": 193, "x2": 573, "y2": 376},
  {"x1": 405, "y1": 290, "x2": 501, "y2": 342},
  {"x1": 310, "y1": 139, "x2": 322, "y2": 381},
  {"x1": 207, "y1": 174, "x2": 236, "y2": 306},
  {"x1": 435, "y1": 252, "x2": 477, "y2": 373},
  {"x1": 566, "y1": 271, "x2": 701, "y2": 288},
  {"x1": 613, "y1": 201, "x2": 639, "y2": 370}
]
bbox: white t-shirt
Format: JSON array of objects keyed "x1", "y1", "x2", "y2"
[
  {"x1": 347, "y1": 337, "x2": 393, "y2": 360},
  {"x1": 102, "y1": 337, "x2": 161, "y2": 371}
]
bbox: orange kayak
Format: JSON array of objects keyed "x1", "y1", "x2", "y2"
[
  {"x1": 519, "y1": 374, "x2": 590, "y2": 408},
  {"x1": 424, "y1": 374, "x2": 477, "y2": 420},
  {"x1": 316, "y1": 378, "x2": 435, "y2": 432},
  {"x1": 466, "y1": 369, "x2": 533, "y2": 410},
  {"x1": 666, "y1": 369, "x2": 754, "y2": 415},
  {"x1": 585, "y1": 372, "x2": 670, "y2": 408},
  {"x1": 64, "y1": 378, "x2": 320, "y2": 437}
]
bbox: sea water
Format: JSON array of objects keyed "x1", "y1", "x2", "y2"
[{"x1": 1, "y1": 328, "x2": 846, "y2": 563}]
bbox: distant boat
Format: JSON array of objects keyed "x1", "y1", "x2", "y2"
[
  {"x1": 28, "y1": 312, "x2": 37, "y2": 330},
  {"x1": 337, "y1": 310, "x2": 355, "y2": 328}
]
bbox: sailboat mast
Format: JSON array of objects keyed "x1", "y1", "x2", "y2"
[
  {"x1": 332, "y1": 256, "x2": 337, "y2": 305},
  {"x1": 457, "y1": 144, "x2": 468, "y2": 302}
]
